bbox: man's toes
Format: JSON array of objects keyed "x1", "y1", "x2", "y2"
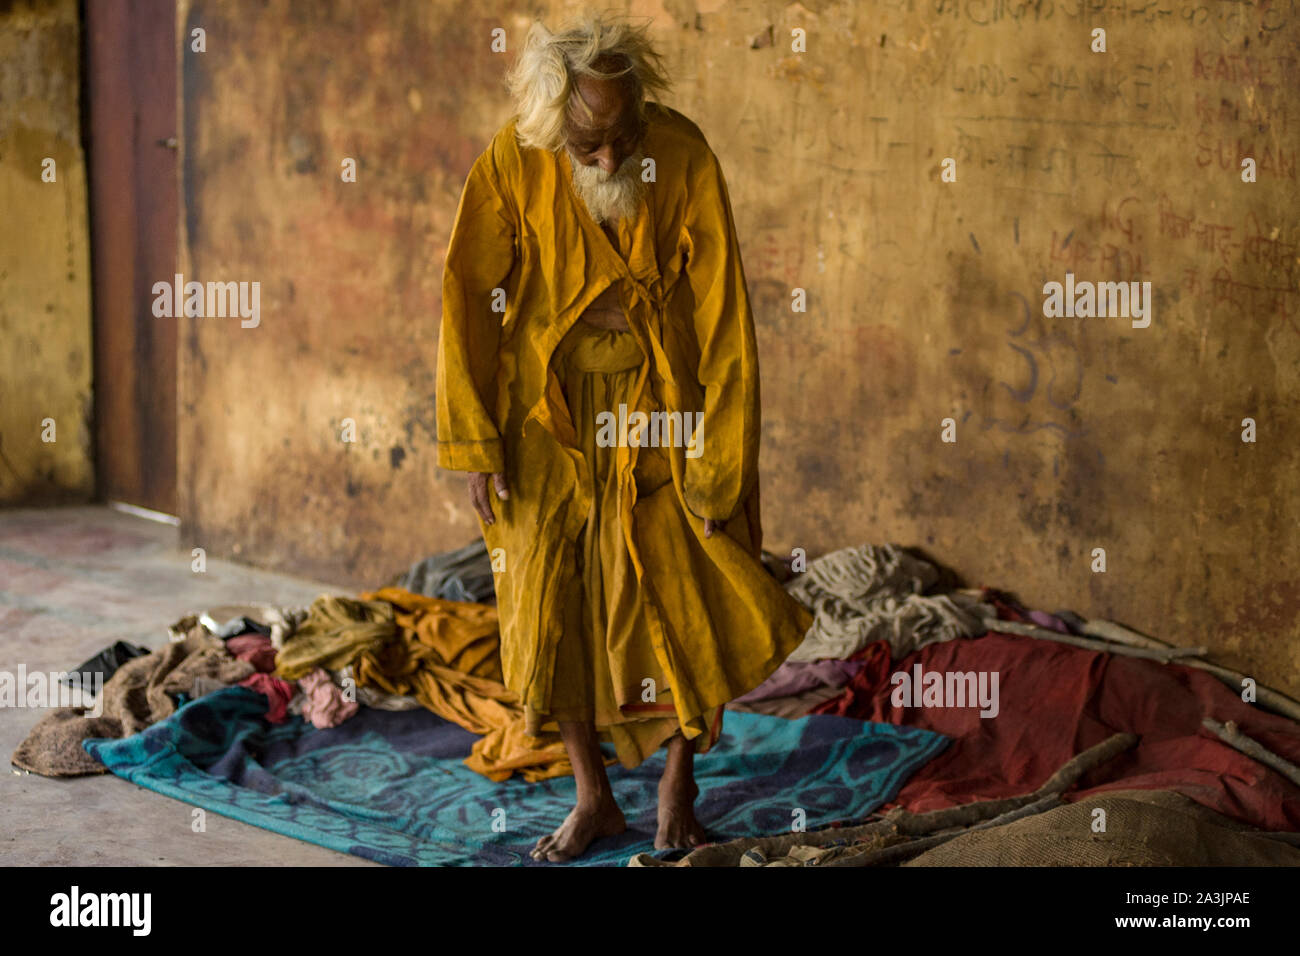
[{"x1": 544, "y1": 835, "x2": 576, "y2": 862}]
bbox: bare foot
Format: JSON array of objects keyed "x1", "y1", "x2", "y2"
[
  {"x1": 655, "y1": 778, "x2": 708, "y2": 850},
  {"x1": 531, "y1": 799, "x2": 627, "y2": 862}
]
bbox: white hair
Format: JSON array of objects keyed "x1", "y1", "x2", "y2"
[
  {"x1": 507, "y1": 12, "x2": 671, "y2": 153},
  {"x1": 571, "y1": 148, "x2": 645, "y2": 223}
]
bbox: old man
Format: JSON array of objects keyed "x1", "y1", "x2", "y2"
[{"x1": 435, "y1": 12, "x2": 811, "y2": 862}]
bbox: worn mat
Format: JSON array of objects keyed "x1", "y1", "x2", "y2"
[
  {"x1": 636, "y1": 789, "x2": 1300, "y2": 866},
  {"x1": 904, "y1": 790, "x2": 1300, "y2": 867},
  {"x1": 84, "y1": 687, "x2": 947, "y2": 866}
]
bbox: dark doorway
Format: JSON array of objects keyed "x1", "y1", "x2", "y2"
[{"x1": 85, "y1": 0, "x2": 177, "y2": 514}]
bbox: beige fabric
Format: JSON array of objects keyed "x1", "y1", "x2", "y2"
[
  {"x1": 904, "y1": 790, "x2": 1300, "y2": 867},
  {"x1": 785, "y1": 544, "x2": 993, "y2": 662},
  {"x1": 628, "y1": 790, "x2": 1300, "y2": 867}
]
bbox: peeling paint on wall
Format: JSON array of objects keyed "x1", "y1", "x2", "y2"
[
  {"x1": 178, "y1": 1, "x2": 1300, "y2": 695},
  {"x1": 0, "y1": 0, "x2": 94, "y2": 503}
]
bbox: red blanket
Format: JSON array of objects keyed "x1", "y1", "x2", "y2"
[{"x1": 816, "y1": 630, "x2": 1300, "y2": 831}]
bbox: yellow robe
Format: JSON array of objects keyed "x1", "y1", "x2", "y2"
[{"x1": 435, "y1": 103, "x2": 812, "y2": 765}]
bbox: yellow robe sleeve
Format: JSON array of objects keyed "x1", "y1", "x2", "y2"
[
  {"x1": 680, "y1": 147, "x2": 761, "y2": 522},
  {"x1": 435, "y1": 145, "x2": 518, "y2": 473}
]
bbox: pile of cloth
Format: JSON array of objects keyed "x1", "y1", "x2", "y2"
[
  {"x1": 12, "y1": 609, "x2": 359, "y2": 777},
  {"x1": 15, "y1": 537, "x2": 1300, "y2": 868},
  {"x1": 730, "y1": 544, "x2": 994, "y2": 717},
  {"x1": 12, "y1": 598, "x2": 575, "y2": 783},
  {"x1": 707, "y1": 542, "x2": 1300, "y2": 865},
  {"x1": 274, "y1": 588, "x2": 570, "y2": 781},
  {"x1": 12, "y1": 543, "x2": 575, "y2": 783}
]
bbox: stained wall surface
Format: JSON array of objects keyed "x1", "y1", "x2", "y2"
[
  {"x1": 0, "y1": 0, "x2": 94, "y2": 504},
  {"x1": 177, "y1": 1, "x2": 1300, "y2": 693}
]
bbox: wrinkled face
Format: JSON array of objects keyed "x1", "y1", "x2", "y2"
[
  {"x1": 564, "y1": 62, "x2": 645, "y2": 176},
  {"x1": 564, "y1": 60, "x2": 647, "y2": 224}
]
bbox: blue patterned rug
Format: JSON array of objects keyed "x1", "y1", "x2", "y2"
[{"x1": 85, "y1": 687, "x2": 947, "y2": 866}]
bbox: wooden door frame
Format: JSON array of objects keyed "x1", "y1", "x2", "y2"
[{"x1": 84, "y1": 0, "x2": 178, "y2": 515}]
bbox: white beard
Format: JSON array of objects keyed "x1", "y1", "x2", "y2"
[{"x1": 570, "y1": 149, "x2": 645, "y2": 224}]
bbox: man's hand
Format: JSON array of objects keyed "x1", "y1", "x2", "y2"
[
  {"x1": 468, "y1": 472, "x2": 509, "y2": 525},
  {"x1": 704, "y1": 518, "x2": 718, "y2": 538}
]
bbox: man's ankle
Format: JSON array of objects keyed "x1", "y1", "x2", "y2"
[{"x1": 575, "y1": 788, "x2": 617, "y2": 811}]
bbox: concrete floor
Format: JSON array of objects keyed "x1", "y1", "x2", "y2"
[{"x1": 0, "y1": 505, "x2": 379, "y2": 865}]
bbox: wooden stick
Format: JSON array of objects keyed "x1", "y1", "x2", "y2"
[
  {"x1": 1033, "y1": 731, "x2": 1139, "y2": 795},
  {"x1": 1184, "y1": 662, "x2": 1300, "y2": 725},
  {"x1": 827, "y1": 794, "x2": 1065, "y2": 867},
  {"x1": 1203, "y1": 717, "x2": 1300, "y2": 789},
  {"x1": 988, "y1": 619, "x2": 1300, "y2": 727},
  {"x1": 891, "y1": 730, "x2": 1138, "y2": 836},
  {"x1": 982, "y1": 613, "x2": 1300, "y2": 727},
  {"x1": 1080, "y1": 618, "x2": 1173, "y2": 650},
  {"x1": 982, "y1": 618, "x2": 1206, "y2": 663},
  {"x1": 971, "y1": 792, "x2": 1066, "y2": 828},
  {"x1": 884, "y1": 796, "x2": 1031, "y2": 837}
]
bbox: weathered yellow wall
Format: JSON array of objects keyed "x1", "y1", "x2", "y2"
[
  {"x1": 0, "y1": 0, "x2": 94, "y2": 503},
  {"x1": 178, "y1": 1, "x2": 1300, "y2": 693}
]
